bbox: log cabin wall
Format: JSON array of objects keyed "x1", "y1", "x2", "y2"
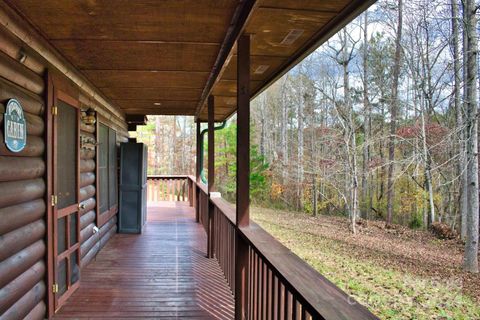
[
  {"x1": 0, "y1": 53, "x2": 47, "y2": 319},
  {"x1": 0, "y1": 13, "x2": 127, "y2": 320}
]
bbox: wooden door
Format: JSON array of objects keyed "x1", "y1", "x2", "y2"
[{"x1": 52, "y1": 91, "x2": 81, "y2": 310}]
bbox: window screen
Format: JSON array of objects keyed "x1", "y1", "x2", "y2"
[
  {"x1": 98, "y1": 124, "x2": 109, "y2": 215},
  {"x1": 97, "y1": 123, "x2": 118, "y2": 220},
  {"x1": 108, "y1": 128, "x2": 117, "y2": 208},
  {"x1": 57, "y1": 101, "x2": 77, "y2": 209}
]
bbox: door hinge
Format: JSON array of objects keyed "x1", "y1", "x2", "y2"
[
  {"x1": 52, "y1": 283, "x2": 58, "y2": 293},
  {"x1": 51, "y1": 194, "x2": 58, "y2": 207},
  {"x1": 52, "y1": 105, "x2": 58, "y2": 116}
]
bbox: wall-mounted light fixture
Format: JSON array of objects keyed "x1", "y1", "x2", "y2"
[
  {"x1": 18, "y1": 49, "x2": 27, "y2": 64},
  {"x1": 81, "y1": 108, "x2": 96, "y2": 125}
]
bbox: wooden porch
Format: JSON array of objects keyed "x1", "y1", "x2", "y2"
[
  {"x1": 53, "y1": 200, "x2": 235, "y2": 319},
  {"x1": 0, "y1": 1, "x2": 381, "y2": 319}
]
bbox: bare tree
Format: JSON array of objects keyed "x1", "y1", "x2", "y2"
[
  {"x1": 462, "y1": 0, "x2": 479, "y2": 273},
  {"x1": 451, "y1": 0, "x2": 467, "y2": 239},
  {"x1": 361, "y1": 12, "x2": 371, "y2": 219},
  {"x1": 328, "y1": 27, "x2": 360, "y2": 233},
  {"x1": 386, "y1": 0, "x2": 403, "y2": 226}
]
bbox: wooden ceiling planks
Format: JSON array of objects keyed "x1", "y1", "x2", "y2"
[
  {"x1": 101, "y1": 87, "x2": 203, "y2": 101},
  {"x1": 6, "y1": 0, "x2": 372, "y2": 119},
  {"x1": 6, "y1": 0, "x2": 234, "y2": 43},
  {"x1": 81, "y1": 70, "x2": 210, "y2": 89},
  {"x1": 196, "y1": 0, "x2": 373, "y2": 121},
  {"x1": 51, "y1": 40, "x2": 220, "y2": 71},
  {"x1": 7, "y1": 0, "x2": 241, "y2": 117},
  {"x1": 113, "y1": 99, "x2": 202, "y2": 110}
]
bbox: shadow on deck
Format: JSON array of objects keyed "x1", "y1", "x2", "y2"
[{"x1": 54, "y1": 201, "x2": 234, "y2": 319}]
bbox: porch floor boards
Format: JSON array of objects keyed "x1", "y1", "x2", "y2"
[{"x1": 54, "y1": 201, "x2": 234, "y2": 319}]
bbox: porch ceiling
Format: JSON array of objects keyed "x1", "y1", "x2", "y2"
[{"x1": 6, "y1": 0, "x2": 373, "y2": 121}]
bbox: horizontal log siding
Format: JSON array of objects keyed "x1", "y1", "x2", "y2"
[
  {"x1": 0, "y1": 50, "x2": 46, "y2": 319},
  {"x1": 0, "y1": 20, "x2": 126, "y2": 318}
]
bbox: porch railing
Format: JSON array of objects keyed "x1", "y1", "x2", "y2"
[
  {"x1": 189, "y1": 176, "x2": 378, "y2": 320},
  {"x1": 147, "y1": 175, "x2": 194, "y2": 203}
]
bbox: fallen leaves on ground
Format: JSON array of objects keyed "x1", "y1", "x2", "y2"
[{"x1": 252, "y1": 207, "x2": 480, "y2": 320}]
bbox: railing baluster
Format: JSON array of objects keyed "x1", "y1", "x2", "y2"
[
  {"x1": 267, "y1": 268, "x2": 271, "y2": 320},
  {"x1": 301, "y1": 305, "x2": 307, "y2": 320},
  {"x1": 153, "y1": 179, "x2": 157, "y2": 202},
  {"x1": 184, "y1": 179, "x2": 378, "y2": 320},
  {"x1": 257, "y1": 253, "x2": 261, "y2": 319},
  {"x1": 292, "y1": 298, "x2": 298, "y2": 320},
  {"x1": 145, "y1": 176, "x2": 195, "y2": 204}
]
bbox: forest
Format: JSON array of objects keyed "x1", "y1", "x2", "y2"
[{"x1": 137, "y1": 1, "x2": 480, "y2": 315}]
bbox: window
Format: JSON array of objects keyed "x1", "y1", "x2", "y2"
[{"x1": 98, "y1": 123, "x2": 117, "y2": 225}]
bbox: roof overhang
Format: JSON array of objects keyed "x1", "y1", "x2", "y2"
[{"x1": 5, "y1": 0, "x2": 375, "y2": 122}]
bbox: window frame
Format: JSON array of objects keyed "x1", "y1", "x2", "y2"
[{"x1": 96, "y1": 121, "x2": 118, "y2": 227}]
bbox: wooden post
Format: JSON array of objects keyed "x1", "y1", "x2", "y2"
[
  {"x1": 195, "y1": 121, "x2": 201, "y2": 222},
  {"x1": 207, "y1": 95, "x2": 215, "y2": 258},
  {"x1": 235, "y1": 33, "x2": 250, "y2": 320}
]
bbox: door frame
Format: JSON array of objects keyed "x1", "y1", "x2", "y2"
[{"x1": 46, "y1": 72, "x2": 81, "y2": 317}]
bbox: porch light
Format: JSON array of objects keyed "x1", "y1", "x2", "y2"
[
  {"x1": 18, "y1": 49, "x2": 27, "y2": 64},
  {"x1": 81, "y1": 108, "x2": 96, "y2": 125}
]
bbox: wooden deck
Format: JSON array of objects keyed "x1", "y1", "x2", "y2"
[{"x1": 54, "y1": 201, "x2": 234, "y2": 319}]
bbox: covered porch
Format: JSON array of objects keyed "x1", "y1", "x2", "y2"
[
  {"x1": 0, "y1": 1, "x2": 380, "y2": 319},
  {"x1": 54, "y1": 199, "x2": 235, "y2": 319}
]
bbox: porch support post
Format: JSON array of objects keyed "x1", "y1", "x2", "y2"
[
  {"x1": 195, "y1": 120, "x2": 201, "y2": 222},
  {"x1": 207, "y1": 95, "x2": 215, "y2": 258},
  {"x1": 235, "y1": 33, "x2": 250, "y2": 320}
]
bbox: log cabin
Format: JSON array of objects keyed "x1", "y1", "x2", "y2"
[{"x1": 0, "y1": 1, "x2": 379, "y2": 319}]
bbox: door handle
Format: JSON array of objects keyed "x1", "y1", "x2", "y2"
[{"x1": 78, "y1": 203, "x2": 86, "y2": 210}]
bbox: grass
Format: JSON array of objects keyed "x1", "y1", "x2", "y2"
[{"x1": 251, "y1": 207, "x2": 480, "y2": 320}]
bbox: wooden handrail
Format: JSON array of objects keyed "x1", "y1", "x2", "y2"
[
  {"x1": 193, "y1": 179, "x2": 378, "y2": 319},
  {"x1": 147, "y1": 174, "x2": 189, "y2": 179}
]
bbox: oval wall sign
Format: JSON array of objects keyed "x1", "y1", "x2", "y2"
[{"x1": 4, "y1": 99, "x2": 27, "y2": 152}]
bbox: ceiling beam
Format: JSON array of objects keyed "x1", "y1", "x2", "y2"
[
  {"x1": 194, "y1": 0, "x2": 258, "y2": 119},
  {"x1": 126, "y1": 114, "x2": 147, "y2": 124},
  {"x1": 51, "y1": 39, "x2": 221, "y2": 46}
]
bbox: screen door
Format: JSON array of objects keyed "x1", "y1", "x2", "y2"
[{"x1": 53, "y1": 97, "x2": 81, "y2": 310}]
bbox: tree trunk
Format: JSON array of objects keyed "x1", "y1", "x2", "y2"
[
  {"x1": 420, "y1": 108, "x2": 435, "y2": 227},
  {"x1": 260, "y1": 94, "x2": 266, "y2": 160},
  {"x1": 452, "y1": 0, "x2": 467, "y2": 239},
  {"x1": 313, "y1": 174, "x2": 318, "y2": 217},
  {"x1": 281, "y1": 77, "x2": 288, "y2": 182},
  {"x1": 297, "y1": 74, "x2": 304, "y2": 211},
  {"x1": 463, "y1": 0, "x2": 479, "y2": 273},
  {"x1": 386, "y1": 0, "x2": 403, "y2": 226},
  {"x1": 361, "y1": 11, "x2": 370, "y2": 219}
]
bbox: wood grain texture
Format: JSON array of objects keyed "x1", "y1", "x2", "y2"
[
  {"x1": 52, "y1": 40, "x2": 219, "y2": 72},
  {"x1": 0, "y1": 179, "x2": 45, "y2": 208},
  {"x1": 9, "y1": 0, "x2": 236, "y2": 43},
  {"x1": 0, "y1": 157, "x2": 45, "y2": 182},
  {"x1": 0, "y1": 240, "x2": 45, "y2": 288},
  {"x1": 0, "y1": 280, "x2": 45, "y2": 320},
  {"x1": 0, "y1": 261, "x2": 45, "y2": 314},
  {"x1": 0, "y1": 49, "x2": 47, "y2": 320},
  {"x1": 54, "y1": 202, "x2": 234, "y2": 319},
  {"x1": 0, "y1": 199, "x2": 45, "y2": 235}
]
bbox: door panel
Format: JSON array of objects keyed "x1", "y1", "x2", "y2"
[{"x1": 53, "y1": 95, "x2": 80, "y2": 310}]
